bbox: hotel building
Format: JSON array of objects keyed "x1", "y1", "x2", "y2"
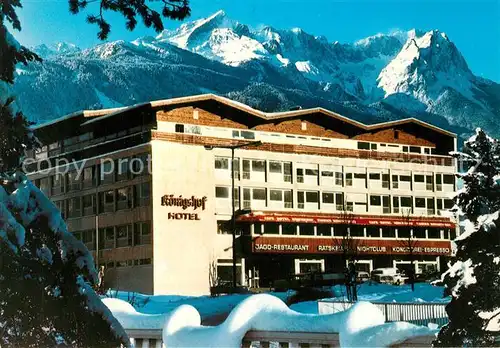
[{"x1": 27, "y1": 94, "x2": 458, "y2": 295}]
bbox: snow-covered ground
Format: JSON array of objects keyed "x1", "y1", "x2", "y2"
[
  {"x1": 104, "y1": 289, "x2": 291, "y2": 321},
  {"x1": 104, "y1": 284, "x2": 445, "y2": 346},
  {"x1": 290, "y1": 282, "x2": 449, "y2": 314},
  {"x1": 104, "y1": 283, "x2": 447, "y2": 320}
]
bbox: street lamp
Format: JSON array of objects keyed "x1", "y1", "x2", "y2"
[{"x1": 204, "y1": 140, "x2": 262, "y2": 290}]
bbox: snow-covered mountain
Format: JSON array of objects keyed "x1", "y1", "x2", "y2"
[{"x1": 13, "y1": 11, "x2": 500, "y2": 138}]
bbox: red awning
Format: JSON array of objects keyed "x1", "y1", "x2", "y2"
[{"x1": 237, "y1": 212, "x2": 455, "y2": 228}]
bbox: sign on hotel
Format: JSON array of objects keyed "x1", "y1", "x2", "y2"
[{"x1": 161, "y1": 194, "x2": 207, "y2": 220}]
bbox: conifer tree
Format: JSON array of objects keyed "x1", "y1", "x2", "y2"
[
  {"x1": 0, "y1": 0, "x2": 190, "y2": 346},
  {"x1": 434, "y1": 128, "x2": 500, "y2": 347}
]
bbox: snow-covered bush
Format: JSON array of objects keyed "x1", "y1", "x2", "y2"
[
  {"x1": 0, "y1": 173, "x2": 129, "y2": 347},
  {"x1": 435, "y1": 128, "x2": 500, "y2": 346}
]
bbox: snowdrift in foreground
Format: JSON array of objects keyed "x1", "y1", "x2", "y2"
[
  {"x1": 102, "y1": 298, "x2": 169, "y2": 330},
  {"x1": 162, "y1": 294, "x2": 436, "y2": 347}
]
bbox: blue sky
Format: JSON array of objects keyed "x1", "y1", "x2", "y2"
[{"x1": 13, "y1": 0, "x2": 500, "y2": 81}]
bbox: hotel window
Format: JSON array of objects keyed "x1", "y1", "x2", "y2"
[
  {"x1": 99, "y1": 190, "x2": 115, "y2": 213},
  {"x1": 215, "y1": 186, "x2": 229, "y2": 198},
  {"x1": 350, "y1": 226, "x2": 364, "y2": 237},
  {"x1": 82, "y1": 166, "x2": 95, "y2": 188},
  {"x1": 282, "y1": 223, "x2": 296, "y2": 235},
  {"x1": 428, "y1": 228, "x2": 441, "y2": 239},
  {"x1": 369, "y1": 171, "x2": 389, "y2": 189},
  {"x1": 370, "y1": 195, "x2": 381, "y2": 206},
  {"x1": 357, "y1": 142, "x2": 370, "y2": 150},
  {"x1": 392, "y1": 175, "x2": 399, "y2": 189},
  {"x1": 382, "y1": 227, "x2": 396, "y2": 238},
  {"x1": 414, "y1": 174, "x2": 424, "y2": 183},
  {"x1": 134, "y1": 221, "x2": 151, "y2": 245},
  {"x1": 441, "y1": 199, "x2": 454, "y2": 210},
  {"x1": 283, "y1": 162, "x2": 292, "y2": 183},
  {"x1": 413, "y1": 228, "x2": 426, "y2": 239},
  {"x1": 51, "y1": 174, "x2": 64, "y2": 195},
  {"x1": 39, "y1": 177, "x2": 50, "y2": 196},
  {"x1": 54, "y1": 200, "x2": 65, "y2": 219},
  {"x1": 116, "y1": 224, "x2": 132, "y2": 247},
  {"x1": 116, "y1": 158, "x2": 130, "y2": 181},
  {"x1": 335, "y1": 172, "x2": 343, "y2": 186},
  {"x1": 81, "y1": 230, "x2": 95, "y2": 250},
  {"x1": 215, "y1": 157, "x2": 229, "y2": 170},
  {"x1": 298, "y1": 191, "x2": 304, "y2": 209},
  {"x1": 242, "y1": 159, "x2": 266, "y2": 181},
  {"x1": 443, "y1": 174, "x2": 454, "y2": 185},
  {"x1": 297, "y1": 168, "x2": 304, "y2": 183},
  {"x1": 233, "y1": 130, "x2": 255, "y2": 140},
  {"x1": 132, "y1": 153, "x2": 151, "y2": 177},
  {"x1": 175, "y1": 124, "x2": 184, "y2": 133},
  {"x1": 299, "y1": 224, "x2": 314, "y2": 236},
  {"x1": 367, "y1": 227, "x2": 380, "y2": 238},
  {"x1": 116, "y1": 187, "x2": 132, "y2": 210},
  {"x1": 414, "y1": 197, "x2": 426, "y2": 208},
  {"x1": 252, "y1": 188, "x2": 267, "y2": 202},
  {"x1": 217, "y1": 221, "x2": 230, "y2": 234},
  {"x1": 317, "y1": 225, "x2": 332, "y2": 236},
  {"x1": 322, "y1": 192, "x2": 334, "y2": 205},
  {"x1": 426, "y1": 198, "x2": 435, "y2": 215},
  {"x1": 269, "y1": 161, "x2": 292, "y2": 183},
  {"x1": 132, "y1": 182, "x2": 150, "y2": 207},
  {"x1": 100, "y1": 160, "x2": 114, "y2": 184},
  {"x1": 398, "y1": 226, "x2": 411, "y2": 239},
  {"x1": 409, "y1": 146, "x2": 421, "y2": 154},
  {"x1": 269, "y1": 161, "x2": 280, "y2": 173},
  {"x1": 66, "y1": 171, "x2": 81, "y2": 191},
  {"x1": 426, "y1": 175, "x2": 434, "y2": 191},
  {"x1": 306, "y1": 191, "x2": 319, "y2": 208},
  {"x1": 264, "y1": 223, "x2": 279, "y2": 235},
  {"x1": 393, "y1": 196, "x2": 412, "y2": 214},
  {"x1": 347, "y1": 193, "x2": 367, "y2": 213},
  {"x1": 67, "y1": 197, "x2": 81, "y2": 219},
  {"x1": 297, "y1": 164, "x2": 319, "y2": 185},
  {"x1": 99, "y1": 227, "x2": 115, "y2": 249},
  {"x1": 403, "y1": 146, "x2": 409, "y2": 152},
  {"x1": 345, "y1": 173, "x2": 353, "y2": 186},
  {"x1": 270, "y1": 189, "x2": 282, "y2": 201},
  {"x1": 335, "y1": 193, "x2": 345, "y2": 211},
  {"x1": 83, "y1": 194, "x2": 96, "y2": 216}
]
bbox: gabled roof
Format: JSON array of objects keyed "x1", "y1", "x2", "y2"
[{"x1": 36, "y1": 94, "x2": 456, "y2": 138}]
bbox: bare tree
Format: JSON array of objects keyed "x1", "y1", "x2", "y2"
[
  {"x1": 397, "y1": 210, "x2": 418, "y2": 291},
  {"x1": 333, "y1": 200, "x2": 360, "y2": 301},
  {"x1": 208, "y1": 256, "x2": 222, "y2": 297}
]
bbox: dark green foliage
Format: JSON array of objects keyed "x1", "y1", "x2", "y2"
[
  {"x1": 69, "y1": 0, "x2": 190, "y2": 40},
  {"x1": 434, "y1": 129, "x2": 500, "y2": 347},
  {"x1": 0, "y1": 214, "x2": 126, "y2": 347},
  {"x1": 0, "y1": 97, "x2": 36, "y2": 172}
]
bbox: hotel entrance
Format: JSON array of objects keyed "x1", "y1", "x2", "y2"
[{"x1": 294, "y1": 258, "x2": 325, "y2": 275}]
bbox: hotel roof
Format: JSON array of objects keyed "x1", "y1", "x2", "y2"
[{"x1": 33, "y1": 94, "x2": 457, "y2": 138}]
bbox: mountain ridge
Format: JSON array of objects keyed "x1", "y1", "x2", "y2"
[{"x1": 12, "y1": 11, "x2": 499, "y2": 139}]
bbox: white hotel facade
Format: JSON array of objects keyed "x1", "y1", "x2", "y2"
[{"x1": 28, "y1": 94, "x2": 458, "y2": 295}]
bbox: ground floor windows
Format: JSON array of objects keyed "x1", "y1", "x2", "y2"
[{"x1": 243, "y1": 254, "x2": 443, "y2": 288}]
